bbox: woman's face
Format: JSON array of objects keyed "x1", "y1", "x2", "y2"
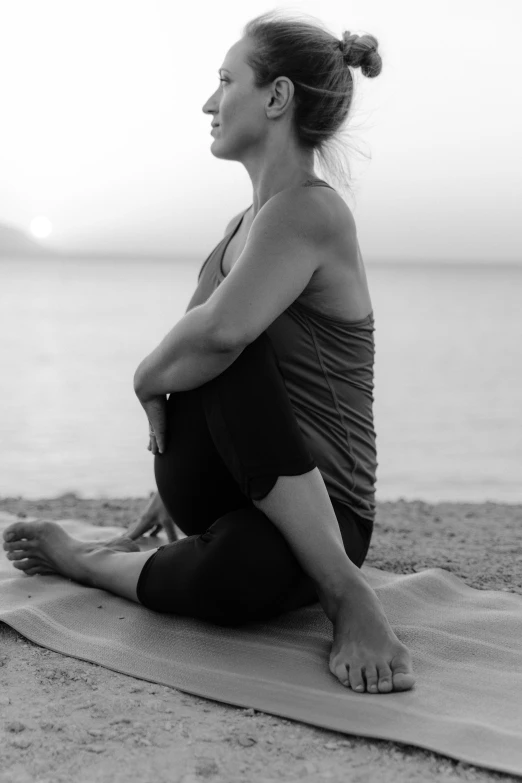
[{"x1": 202, "y1": 38, "x2": 271, "y2": 161}]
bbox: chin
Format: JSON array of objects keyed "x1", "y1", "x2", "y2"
[{"x1": 209, "y1": 143, "x2": 237, "y2": 162}]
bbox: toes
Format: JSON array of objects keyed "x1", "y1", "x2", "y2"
[
  {"x1": 330, "y1": 657, "x2": 350, "y2": 687},
  {"x1": 390, "y1": 653, "x2": 415, "y2": 691},
  {"x1": 25, "y1": 565, "x2": 55, "y2": 576},
  {"x1": 4, "y1": 538, "x2": 35, "y2": 551},
  {"x1": 6, "y1": 548, "x2": 34, "y2": 561},
  {"x1": 348, "y1": 667, "x2": 366, "y2": 693},
  {"x1": 363, "y1": 665, "x2": 379, "y2": 694},
  {"x1": 3, "y1": 522, "x2": 37, "y2": 543},
  {"x1": 392, "y1": 671, "x2": 416, "y2": 691},
  {"x1": 11, "y1": 557, "x2": 45, "y2": 572},
  {"x1": 377, "y1": 663, "x2": 393, "y2": 693}
]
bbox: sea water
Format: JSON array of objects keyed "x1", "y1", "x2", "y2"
[{"x1": 1, "y1": 257, "x2": 520, "y2": 502}]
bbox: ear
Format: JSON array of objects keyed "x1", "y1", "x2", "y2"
[{"x1": 266, "y1": 76, "x2": 294, "y2": 119}]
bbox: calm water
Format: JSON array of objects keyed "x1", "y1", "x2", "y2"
[{"x1": 1, "y1": 257, "x2": 521, "y2": 502}]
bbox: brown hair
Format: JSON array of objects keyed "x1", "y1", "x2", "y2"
[{"x1": 241, "y1": 9, "x2": 382, "y2": 197}]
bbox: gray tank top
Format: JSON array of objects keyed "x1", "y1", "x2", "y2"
[{"x1": 185, "y1": 179, "x2": 377, "y2": 522}]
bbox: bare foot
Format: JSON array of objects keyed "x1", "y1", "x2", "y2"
[
  {"x1": 327, "y1": 577, "x2": 415, "y2": 694},
  {"x1": 2, "y1": 520, "x2": 139, "y2": 580}
]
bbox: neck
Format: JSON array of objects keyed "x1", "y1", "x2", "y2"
[{"x1": 243, "y1": 141, "x2": 317, "y2": 216}]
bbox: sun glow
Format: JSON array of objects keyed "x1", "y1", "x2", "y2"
[{"x1": 30, "y1": 216, "x2": 53, "y2": 239}]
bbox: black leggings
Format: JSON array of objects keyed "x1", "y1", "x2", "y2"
[{"x1": 136, "y1": 332, "x2": 373, "y2": 626}]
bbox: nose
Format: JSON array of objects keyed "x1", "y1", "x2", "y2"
[{"x1": 202, "y1": 88, "x2": 220, "y2": 118}]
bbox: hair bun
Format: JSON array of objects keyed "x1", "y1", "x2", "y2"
[{"x1": 340, "y1": 30, "x2": 382, "y2": 78}]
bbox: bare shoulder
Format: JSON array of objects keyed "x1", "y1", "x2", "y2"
[{"x1": 256, "y1": 185, "x2": 355, "y2": 246}]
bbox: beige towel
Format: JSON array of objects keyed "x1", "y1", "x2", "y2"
[{"x1": 1, "y1": 512, "x2": 521, "y2": 776}]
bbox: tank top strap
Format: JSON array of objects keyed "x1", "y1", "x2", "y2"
[{"x1": 302, "y1": 178, "x2": 336, "y2": 191}]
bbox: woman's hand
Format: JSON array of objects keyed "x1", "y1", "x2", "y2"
[
  {"x1": 106, "y1": 491, "x2": 178, "y2": 545},
  {"x1": 147, "y1": 426, "x2": 161, "y2": 456},
  {"x1": 139, "y1": 394, "x2": 168, "y2": 455},
  {"x1": 125, "y1": 491, "x2": 178, "y2": 542}
]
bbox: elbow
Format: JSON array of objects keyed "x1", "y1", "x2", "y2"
[
  {"x1": 209, "y1": 327, "x2": 245, "y2": 353},
  {"x1": 133, "y1": 362, "x2": 149, "y2": 398},
  {"x1": 206, "y1": 309, "x2": 249, "y2": 353}
]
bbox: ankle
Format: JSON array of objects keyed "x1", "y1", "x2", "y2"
[{"x1": 318, "y1": 567, "x2": 374, "y2": 623}]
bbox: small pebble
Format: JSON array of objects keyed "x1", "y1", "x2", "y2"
[
  {"x1": 195, "y1": 758, "x2": 219, "y2": 778},
  {"x1": 10, "y1": 737, "x2": 32, "y2": 749},
  {"x1": 237, "y1": 734, "x2": 257, "y2": 747},
  {"x1": 6, "y1": 720, "x2": 26, "y2": 733},
  {"x1": 0, "y1": 696, "x2": 11, "y2": 706},
  {"x1": 243, "y1": 708, "x2": 255, "y2": 717},
  {"x1": 324, "y1": 740, "x2": 339, "y2": 750},
  {"x1": 84, "y1": 744, "x2": 105, "y2": 753},
  {"x1": 88, "y1": 729, "x2": 103, "y2": 737},
  {"x1": 109, "y1": 717, "x2": 132, "y2": 725},
  {"x1": 164, "y1": 722, "x2": 172, "y2": 731}
]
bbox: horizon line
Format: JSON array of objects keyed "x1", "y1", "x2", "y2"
[{"x1": 1, "y1": 251, "x2": 521, "y2": 267}]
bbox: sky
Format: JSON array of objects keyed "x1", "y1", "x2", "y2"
[{"x1": 0, "y1": 0, "x2": 521, "y2": 263}]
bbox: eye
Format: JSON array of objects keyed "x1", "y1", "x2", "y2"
[{"x1": 219, "y1": 78, "x2": 228, "y2": 84}]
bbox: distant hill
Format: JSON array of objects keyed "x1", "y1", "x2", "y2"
[{"x1": 0, "y1": 221, "x2": 57, "y2": 257}]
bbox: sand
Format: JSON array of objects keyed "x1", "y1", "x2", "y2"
[{"x1": 0, "y1": 495, "x2": 521, "y2": 783}]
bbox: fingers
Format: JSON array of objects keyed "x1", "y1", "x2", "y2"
[
  {"x1": 154, "y1": 431, "x2": 165, "y2": 454},
  {"x1": 126, "y1": 515, "x2": 156, "y2": 540},
  {"x1": 162, "y1": 516, "x2": 178, "y2": 543},
  {"x1": 148, "y1": 432, "x2": 166, "y2": 455}
]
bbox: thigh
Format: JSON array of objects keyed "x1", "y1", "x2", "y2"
[
  {"x1": 153, "y1": 330, "x2": 315, "y2": 535},
  {"x1": 200, "y1": 332, "x2": 316, "y2": 501},
  {"x1": 136, "y1": 496, "x2": 373, "y2": 625},
  {"x1": 154, "y1": 386, "x2": 251, "y2": 537}
]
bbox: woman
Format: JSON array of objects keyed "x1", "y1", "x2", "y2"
[{"x1": 3, "y1": 11, "x2": 414, "y2": 694}]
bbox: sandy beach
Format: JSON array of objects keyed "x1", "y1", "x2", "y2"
[{"x1": 0, "y1": 495, "x2": 521, "y2": 783}]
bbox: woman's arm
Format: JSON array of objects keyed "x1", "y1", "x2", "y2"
[
  {"x1": 135, "y1": 186, "x2": 332, "y2": 400},
  {"x1": 133, "y1": 303, "x2": 244, "y2": 401}
]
